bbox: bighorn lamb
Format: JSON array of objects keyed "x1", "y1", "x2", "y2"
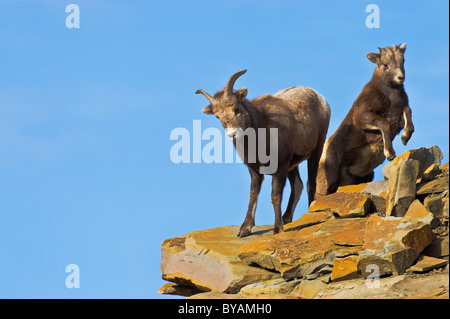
[
  {"x1": 196, "y1": 70, "x2": 330, "y2": 236},
  {"x1": 316, "y1": 43, "x2": 414, "y2": 197}
]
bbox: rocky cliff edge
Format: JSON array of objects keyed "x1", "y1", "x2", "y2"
[{"x1": 160, "y1": 146, "x2": 449, "y2": 299}]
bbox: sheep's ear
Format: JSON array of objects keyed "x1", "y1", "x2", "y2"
[
  {"x1": 202, "y1": 105, "x2": 214, "y2": 115},
  {"x1": 367, "y1": 52, "x2": 381, "y2": 64},
  {"x1": 399, "y1": 43, "x2": 407, "y2": 53},
  {"x1": 237, "y1": 87, "x2": 248, "y2": 101}
]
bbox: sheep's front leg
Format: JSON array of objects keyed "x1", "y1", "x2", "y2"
[
  {"x1": 238, "y1": 169, "x2": 264, "y2": 237},
  {"x1": 355, "y1": 112, "x2": 396, "y2": 161},
  {"x1": 271, "y1": 168, "x2": 288, "y2": 235},
  {"x1": 401, "y1": 106, "x2": 414, "y2": 145}
]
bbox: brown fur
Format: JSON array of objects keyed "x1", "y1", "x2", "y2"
[
  {"x1": 197, "y1": 70, "x2": 330, "y2": 236},
  {"x1": 316, "y1": 44, "x2": 414, "y2": 197}
]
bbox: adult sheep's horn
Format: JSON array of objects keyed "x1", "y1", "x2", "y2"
[
  {"x1": 195, "y1": 89, "x2": 215, "y2": 104},
  {"x1": 224, "y1": 69, "x2": 247, "y2": 98}
]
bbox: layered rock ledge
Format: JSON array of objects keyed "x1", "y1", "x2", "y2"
[{"x1": 160, "y1": 146, "x2": 449, "y2": 299}]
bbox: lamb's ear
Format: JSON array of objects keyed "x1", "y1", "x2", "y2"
[
  {"x1": 237, "y1": 87, "x2": 248, "y2": 101},
  {"x1": 367, "y1": 52, "x2": 381, "y2": 64},
  {"x1": 399, "y1": 43, "x2": 407, "y2": 53},
  {"x1": 202, "y1": 105, "x2": 214, "y2": 115}
]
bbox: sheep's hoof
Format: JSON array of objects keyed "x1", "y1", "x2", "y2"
[
  {"x1": 237, "y1": 229, "x2": 251, "y2": 238},
  {"x1": 282, "y1": 216, "x2": 293, "y2": 224},
  {"x1": 385, "y1": 149, "x2": 396, "y2": 161},
  {"x1": 401, "y1": 135, "x2": 408, "y2": 146},
  {"x1": 272, "y1": 227, "x2": 284, "y2": 235}
]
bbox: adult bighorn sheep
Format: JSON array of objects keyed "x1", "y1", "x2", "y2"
[
  {"x1": 196, "y1": 70, "x2": 330, "y2": 236},
  {"x1": 316, "y1": 44, "x2": 414, "y2": 197}
]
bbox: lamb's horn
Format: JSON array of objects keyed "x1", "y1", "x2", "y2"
[
  {"x1": 195, "y1": 89, "x2": 215, "y2": 104},
  {"x1": 224, "y1": 69, "x2": 247, "y2": 99}
]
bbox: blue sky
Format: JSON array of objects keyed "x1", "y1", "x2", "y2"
[{"x1": 0, "y1": 1, "x2": 448, "y2": 298}]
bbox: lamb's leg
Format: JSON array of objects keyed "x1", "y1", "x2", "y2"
[
  {"x1": 315, "y1": 138, "x2": 341, "y2": 198},
  {"x1": 282, "y1": 166, "x2": 303, "y2": 224},
  {"x1": 238, "y1": 169, "x2": 264, "y2": 237},
  {"x1": 401, "y1": 106, "x2": 414, "y2": 145},
  {"x1": 307, "y1": 132, "x2": 328, "y2": 204},
  {"x1": 271, "y1": 168, "x2": 288, "y2": 235},
  {"x1": 355, "y1": 113, "x2": 396, "y2": 161}
]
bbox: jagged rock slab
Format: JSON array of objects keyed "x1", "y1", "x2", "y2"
[
  {"x1": 337, "y1": 183, "x2": 369, "y2": 193},
  {"x1": 383, "y1": 145, "x2": 443, "y2": 180},
  {"x1": 421, "y1": 164, "x2": 441, "y2": 182},
  {"x1": 160, "y1": 225, "x2": 281, "y2": 294},
  {"x1": 290, "y1": 279, "x2": 327, "y2": 299},
  {"x1": 331, "y1": 255, "x2": 360, "y2": 282},
  {"x1": 362, "y1": 180, "x2": 388, "y2": 197},
  {"x1": 385, "y1": 157, "x2": 420, "y2": 217},
  {"x1": 407, "y1": 255, "x2": 448, "y2": 273},
  {"x1": 158, "y1": 282, "x2": 203, "y2": 297},
  {"x1": 422, "y1": 237, "x2": 449, "y2": 258},
  {"x1": 331, "y1": 226, "x2": 365, "y2": 246},
  {"x1": 404, "y1": 199, "x2": 435, "y2": 225},
  {"x1": 284, "y1": 211, "x2": 334, "y2": 232},
  {"x1": 416, "y1": 169, "x2": 449, "y2": 195},
  {"x1": 337, "y1": 180, "x2": 388, "y2": 200},
  {"x1": 361, "y1": 180, "x2": 388, "y2": 213},
  {"x1": 308, "y1": 192, "x2": 371, "y2": 218},
  {"x1": 423, "y1": 192, "x2": 449, "y2": 219},
  {"x1": 384, "y1": 146, "x2": 443, "y2": 217},
  {"x1": 358, "y1": 214, "x2": 435, "y2": 276},
  {"x1": 237, "y1": 218, "x2": 367, "y2": 280}
]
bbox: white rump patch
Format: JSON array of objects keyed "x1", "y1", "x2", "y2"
[{"x1": 309, "y1": 88, "x2": 330, "y2": 115}]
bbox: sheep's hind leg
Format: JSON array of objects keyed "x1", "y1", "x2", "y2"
[{"x1": 282, "y1": 166, "x2": 302, "y2": 224}]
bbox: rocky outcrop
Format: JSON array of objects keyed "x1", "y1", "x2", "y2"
[
  {"x1": 160, "y1": 146, "x2": 449, "y2": 299},
  {"x1": 384, "y1": 145, "x2": 443, "y2": 217},
  {"x1": 237, "y1": 218, "x2": 366, "y2": 280},
  {"x1": 160, "y1": 225, "x2": 281, "y2": 294},
  {"x1": 308, "y1": 192, "x2": 371, "y2": 218},
  {"x1": 357, "y1": 214, "x2": 434, "y2": 277},
  {"x1": 315, "y1": 269, "x2": 449, "y2": 299}
]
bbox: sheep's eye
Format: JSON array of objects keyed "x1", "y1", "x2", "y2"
[{"x1": 383, "y1": 64, "x2": 389, "y2": 70}]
